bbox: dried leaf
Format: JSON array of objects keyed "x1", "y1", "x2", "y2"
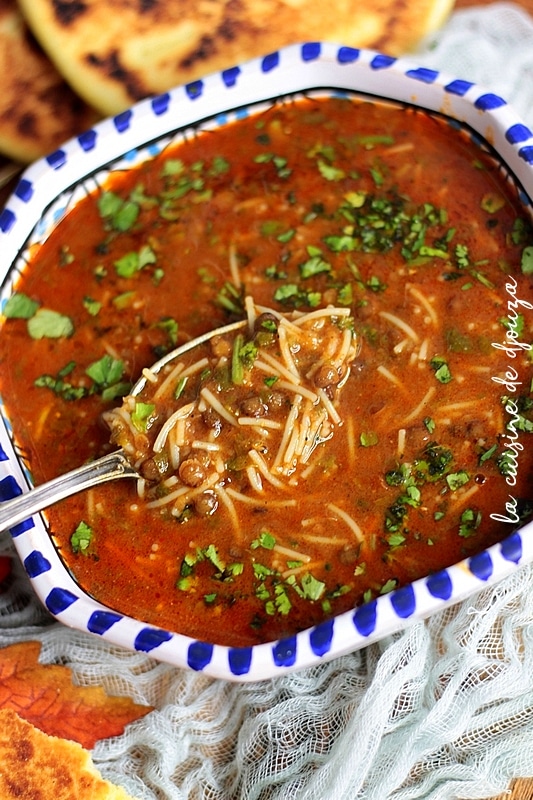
[{"x1": 0, "y1": 641, "x2": 152, "y2": 748}]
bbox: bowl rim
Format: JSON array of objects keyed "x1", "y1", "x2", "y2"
[{"x1": 1, "y1": 41, "x2": 532, "y2": 682}]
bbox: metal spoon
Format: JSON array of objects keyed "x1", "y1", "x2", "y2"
[{"x1": 0, "y1": 319, "x2": 247, "y2": 533}]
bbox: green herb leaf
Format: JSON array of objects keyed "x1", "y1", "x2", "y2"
[
  {"x1": 387, "y1": 532, "x2": 406, "y2": 547},
  {"x1": 203, "y1": 544, "x2": 225, "y2": 572},
  {"x1": 459, "y1": 507, "x2": 482, "y2": 538},
  {"x1": 114, "y1": 244, "x2": 156, "y2": 278},
  {"x1": 481, "y1": 192, "x2": 505, "y2": 213},
  {"x1": 301, "y1": 573, "x2": 326, "y2": 601},
  {"x1": 98, "y1": 191, "x2": 139, "y2": 232},
  {"x1": 379, "y1": 578, "x2": 397, "y2": 595},
  {"x1": 430, "y1": 356, "x2": 452, "y2": 384},
  {"x1": 479, "y1": 443, "x2": 497, "y2": 464},
  {"x1": 27, "y1": 309, "x2": 74, "y2": 339},
  {"x1": 251, "y1": 531, "x2": 276, "y2": 550},
  {"x1": 446, "y1": 470, "x2": 470, "y2": 491},
  {"x1": 299, "y1": 253, "x2": 331, "y2": 279},
  {"x1": 323, "y1": 234, "x2": 356, "y2": 253},
  {"x1": 360, "y1": 431, "x2": 378, "y2": 447},
  {"x1": 83, "y1": 296, "x2": 101, "y2": 316},
  {"x1": 131, "y1": 402, "x2": 156, "y2": 432},
  {"x1": 424, "y1": 417, "x2": 436, "y2": 434},
  {"x1": 522, "y1": 246, "x2": 533, "y2": 275},
  {"x1": 317, "y1": 159, "x2": 345, "y2": 181},
  {"x1": 3, "y1": 293, "x2": 39, "y2": 319},
  {"x1": 455, "y1": 243, "x2": 470, "y2": 268},
  {"x1": 85, "y1": 354, "x2": 124, "y2": 387},
  {"x1": 71, "y1": 521, "x2": 93, "y2": 555}
]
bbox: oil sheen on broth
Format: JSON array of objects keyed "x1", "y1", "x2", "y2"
[{"x1": 0, "y1": 95, "x2": 532, "y2": 648}]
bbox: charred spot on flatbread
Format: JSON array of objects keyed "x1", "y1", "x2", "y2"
[
  {"x1": 52, "y1": 0, "x2": 88, "y2": 26},
  {"x1": 0, "y1": 0, "x2": 99, "y2": 162},
  {"x1": 85, "y1": 50, "x2": 148, "y2": 103},
  {"x1": 0, "y1": 708, "x2": 139, "y2": 800},
  {"x1": 18, "y1": 0, "x2": 456, "y2": 116},
  {"x1": 180, "y1": 13, "x2": 248, "y2": 69}
]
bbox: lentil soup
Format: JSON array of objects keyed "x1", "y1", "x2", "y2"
[{"x1": 1, "y1": 94, "x2": 532, "y2": 647}]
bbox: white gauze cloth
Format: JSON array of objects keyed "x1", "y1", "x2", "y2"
[{"x1": 1, "y1": 4, "x2": 533, "y2": 799}]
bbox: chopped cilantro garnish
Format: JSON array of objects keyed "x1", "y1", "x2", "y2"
[
  {"x1": 360, "y1": 431, "x2": 378, "y2": 447},
  {"x1": 299, "y1": 251, "x2": 331, "y2": 279},
  {"x1": 446, "y1": 470, "x2": 470, "y2": 491},
  {"x1": 317, "y1": 160, "x2": 345, "y2": 182},
  {"x1": 471, "y1": 269, "x2": 495, "y2": 289},
  {"x1": 387, "y1": 532, "x2": 406, "y2": 548},
  {"x1": 71, "y1": 521, "x2": 93, "y2": 555},
  {"x1": 430, "y1": 356, "x2": 452, "y2": 384},
  {"x1": 3, "y1": 292, "x2": 39, "y2": 319},
  {"x1": 337, "y1": 283, "x2": 353, "y2": 306},
  {"x1": 114, "y1": 244, "x2": 156, "y2": 278},
  {"x1": 85, "y1": 354, "x2": 124, "y2": 387},
  {"x1": 366, "y1": 275, "x2": 387, "y2": 293},
  {"x1": 500, "y1": 313, "x2": 525, "y2": 338},
  {"x1": 481, "y1": 192, "x2": 505, "y2": 213},
  {"x1": 301, "y1": 573, "x2": 326, "y2": 601},
  {"x1": 209, "y1": 155, "x2": 230, "y2": 176},
  {"x1": 323, "y1": 234, "x2": 356, "y2": 252},
  {"x1": 455, "y1": 243, "x2": 470, "y2": 268},
  {"x1": 161, "y1": 158, "x2": 185, "y2": 177},
  {"x1": 459, "y1": 508, "x2": 481, "y2": 538},
  {"x1": 97, "y1": 191, "x2": 140, "y2": 232},
  {"x1": 251, "y1": 531, "x2": 276, "y2": 550},
  {"x1": 83, "y1": 296, "x2": 101, "y2": 316},
  {"x1": 380, "y1": 579, "x2": 397, "y2": 595},
  {"x1": 521, "y1": 246, "x2": 533, "y2": 275},
  {"x1": 174, "y1": 375, "x2": 188, "y2": 399},
  {"x1": 421, "y1": 442, "x2": 453, "y2": 478},
  {"x1": 27, "y1": 309, "x2": 74, "y2": 340},
  {"x1": 424, "y1": 417, "x2": 436, "y2": 434},
  {"x1": 204, "y1": 593, "x2": 217, "y2": 604},
  {"x1": 215, "y1": 281, "x2": 244, "y2": 315},
  {"x1": 131, "y1": 402, "x2": 156, "y2": 433},
  {"x1": 155, "y1": 317, "x2": 179, "y2": 348},
  {"x1": 419, "y1": 245, "x2": 448, "y2": 259},
  {"x1": 479, "y1": 443, "x2": 497, "y2": 464},
  {"x1": 273, "y1": 284, "x2": 321, "y2": 308}
]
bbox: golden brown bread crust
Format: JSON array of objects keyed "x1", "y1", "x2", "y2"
[
  {"x1": 17, "y1": 0, "x2": 455, "y2": 116},
  {"x1": 0, "y1": 0, "x2": 99, "y2": 162},
  {"x1": 0, "y1": 708, "x2": 138, "y2": 800}
]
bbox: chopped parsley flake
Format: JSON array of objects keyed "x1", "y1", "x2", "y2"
[
  {"x1": 3, "y1": 293, "x2": 39, "y2": 319},
  {"x1": 28, "y1": 309, "x2": 74, "y2": 340},
  {"x1": 71, "y1": 521, "x2": 93, "y2": 555},
  {"x1": 131, "y1": 402, "x2": 156, "y2": 433},
  {"x1": 430, "y1": 356, "x2": 452, "y2": 384}
]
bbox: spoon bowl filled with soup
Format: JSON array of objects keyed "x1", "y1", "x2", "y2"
[{"x1": 0, "y1": 43, "x2": 532, "y2": 681}]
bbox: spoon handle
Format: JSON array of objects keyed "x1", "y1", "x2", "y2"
[{"x1": 0, "y1": 450, "x2": 138, "y2": 533}]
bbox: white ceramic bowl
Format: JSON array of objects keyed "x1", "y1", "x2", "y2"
[{"x1": 1, "y1": 42, "x2": 532, "y2": 682}]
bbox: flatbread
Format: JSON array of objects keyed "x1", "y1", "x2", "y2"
[
  {"x1": 17, "y1": 0, "x2": 455, "y2": 116},
  {"x1": 0, "y1": 0, "x2": 99, "y2": 163},
  {"x1": 0, "y1": 708, "x2": 138, "y2": 800}
]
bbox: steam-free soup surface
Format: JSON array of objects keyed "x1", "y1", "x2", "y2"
[{"x1": 1, "y1": 95, "x2": 532, "y2": 647}]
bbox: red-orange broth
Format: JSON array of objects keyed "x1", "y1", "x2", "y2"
[{"x1": 1, "y1": 95, "x2": 532, "y2": 647}]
